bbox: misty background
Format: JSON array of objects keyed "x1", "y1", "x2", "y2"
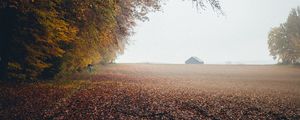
[{"x1": 116, "y1": 0, "x2": 300, "y2": 64}]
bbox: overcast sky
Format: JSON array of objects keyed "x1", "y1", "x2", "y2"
[{"x1": 116, "y1": 0, "x2": 300, "y2": 64}]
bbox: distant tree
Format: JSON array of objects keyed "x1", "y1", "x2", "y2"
[{"x1": 268, "y1": 7, "x2": 300, "y2": 64}]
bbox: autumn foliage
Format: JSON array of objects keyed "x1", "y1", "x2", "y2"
[
  {"x1": 0, "y1": 0, "x2": 161, "y2": 81},
  {"x1": 0, "y1": 0, "x2": 221, "y2": 81}
]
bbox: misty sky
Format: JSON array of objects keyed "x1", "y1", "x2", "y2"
[{"x1": 116, "y1": 0, "x2": 300, "y2": 64}]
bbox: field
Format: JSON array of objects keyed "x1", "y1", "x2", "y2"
[{"x1": 1, "y1": 64, "x2": 300, "y2": 119}]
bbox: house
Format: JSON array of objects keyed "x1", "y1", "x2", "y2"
[{"x1": 185, "y1": 56, "x2": 204, "y2": 64}]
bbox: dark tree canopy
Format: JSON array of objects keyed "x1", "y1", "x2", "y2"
[
  {"x1": 268, "y1": 7, "x2": 300, "y2": 64},
  {"x1": 0, "y1": 0, "x2": 221, "y2": 81}
]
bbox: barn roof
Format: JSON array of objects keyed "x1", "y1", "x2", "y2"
[
  {"x1": 185, "y1": 56, "x2": 204, "y2": 64},
  {"x1": 190, "y1": 56, "x2": 203, "y2": 62}
]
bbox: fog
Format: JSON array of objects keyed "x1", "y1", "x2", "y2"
[{"x1": 117, "y1": 0, "x2": 300, "y2": 64}]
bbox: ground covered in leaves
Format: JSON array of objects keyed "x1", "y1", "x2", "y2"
[{"x1": 1, "y1": 64, "x2": 300, "y2": 119}]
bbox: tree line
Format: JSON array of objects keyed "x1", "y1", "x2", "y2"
[
  {"x1": 0, "y1": 0, "x2": 221, "y2": 82},
  {"x1": 268, "y1": 7, "x2": 300, "y2": 64}
]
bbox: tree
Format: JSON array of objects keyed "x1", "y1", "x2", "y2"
[
  {"x1": 268, "y1": 7, "x2": 300, "y2": 64},
  {"x1": 0, "y1": 0, "x2": 222, "y2": 81},
  {"x1": 0, "y1": 1, "x2": 78, "y2": 80}
]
